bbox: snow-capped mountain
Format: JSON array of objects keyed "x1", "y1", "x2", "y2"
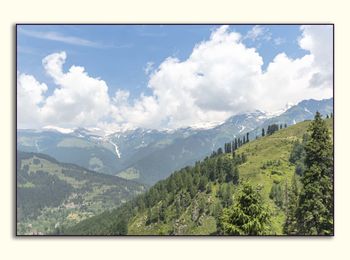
[{"x1": 17, "y1": 98, "x2": 333, "y2": 185}]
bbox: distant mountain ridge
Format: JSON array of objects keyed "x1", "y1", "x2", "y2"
[{"x1": 17, "y1": 97, "x2": 333, "y2": 185}]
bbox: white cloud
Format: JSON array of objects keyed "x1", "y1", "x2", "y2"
[
  {"x1": 299, "y1": 25, "x2": 333, "y2": 88},
  {"x1": 143, "y1": 62, "x2": 154, "y2": 75},
  {"x1": 18, "y1": 51, "x2": 112, "y2": 129},
  {"x1": 244, "y1": 25, "x2": 271, "y2": 42},
  {"x1": 18, "y1": 25, "x2": 333, "y2": 131},
  {"x1": 245, "y1": 25, "x2": 264, "y2": 41},
  {"x1": 17, "y1": 73, "x2": 48, "y2": 128}
]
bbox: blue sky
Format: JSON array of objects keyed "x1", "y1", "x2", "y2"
[
  {"x1": 17, "y1": 24, "x2": 308, "y2": 99},
  {"x1": 17, "y1": 24, "x2": 333, "y2": 131}
]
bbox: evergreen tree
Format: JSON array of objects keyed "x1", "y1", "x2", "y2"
[
  {"x1": 284, "y1": 123, "x2": 287, "y2": 128},
  {"x1": 227, "y1": 142, "x2": 232, "y2": 153},
  {"x1": 243, "y1": 136, "x2": 246, "y2": 144},
  {"x1": 295, "y1": 112, "x2": 333, "y2": 235},
  {"x1": 262, "y1": 128, "x2": 265, "y2": 137},
  {"x1": 267, "y1": 124, "x2": 279, "y2": 135},
  {"x1": 246, "y1": 132, "x2": 249, "y2": 143},
  {"x1": 234, "y1": 138, "x2": 238, "y2": 150},
  {"x1": 232, "y1": 167, "x2": 239, "y2": 185},
  {"x1": 283, "y1": 175, "x2": 299, "y2": 235},
  {"x1": 219, "y1": 182, "x2": 271, "y2": 235},
  {"x1": 217, "y1": 147, "x2": 223, "y2": 155},
  {"x1": 159, "y1": 203, "x2": 166, "y2": 222},
  {"x1": 198, "y1": 176, "x2": 208, "y2": 192}
]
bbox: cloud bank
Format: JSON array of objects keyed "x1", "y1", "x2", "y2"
[{"x1": 17, "y1": 25, "x2": 333, "y2": 131}]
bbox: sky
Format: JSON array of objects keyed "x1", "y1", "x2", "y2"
[{"x1": 17, "y1": 24, "x2": 333, "y2": 132}]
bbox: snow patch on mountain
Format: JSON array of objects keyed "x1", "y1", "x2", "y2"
[
  {"x1": 108, "y1": 140, "x2": 121, "y2": 159},
  {"x1": 265, "y1": 102, "x2": 295, "y2": 118},
  {"x1": 43, "y1": 125, "x2": 74, "y2": 134},
  {"x1": 239, "y1": 125, "x2": 246, "y2": 133},
  {"x1": 304, "y1": 107, "x2": 312, "y2": 114}
]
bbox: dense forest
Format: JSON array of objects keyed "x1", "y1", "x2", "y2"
[{"x1": 63, "y1": 112, "x2": 333, "y2": 235}]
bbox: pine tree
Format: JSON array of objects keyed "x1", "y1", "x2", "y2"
[
  {"x1": 283, "y1": 175, "x2": 299, "y2": 234},
  {"x1": 219, "y1": 182, "x2": 271, "y2": 235},
  {"x1": 217, "y1": 147, "x2": 223, "y2": 155},
  {"x1": 284, "y1": 123, "x2": 287, "y2": 128},
  {"x1": 267, "y1": 124, "x2": 279, "y2": 135},
  {"x1": 246, "y1": 132, "x2": 249, "y2": 143},
  {"x1": 227, "y1": 142, "x2": 232, "y2": 153},
  {"x1": 295, "y1": 112, "x2": 333, "y2": 235},
  {"x1": 262, "y1": 128, "x2": 265, "y2": 137}
]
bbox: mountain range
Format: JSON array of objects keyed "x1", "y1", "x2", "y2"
[{"x1": 17, "y1": 98, "x2": 333, "y2": 185}]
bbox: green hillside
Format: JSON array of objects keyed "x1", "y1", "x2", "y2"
[
  {"x1": 63, "y1": 118, "x2": 333, "y2": 235},
  {"x1": 17, "y1": 152, "x2": 146, "y2": 235}
]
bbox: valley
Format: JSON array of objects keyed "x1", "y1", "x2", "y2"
[{"x1": 17, "y1": 152, "x2": 146, "y2": 235}]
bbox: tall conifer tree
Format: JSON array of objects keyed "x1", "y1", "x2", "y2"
[{"x1": 295, "y1": 112, "x2": 333, "y2": 235}]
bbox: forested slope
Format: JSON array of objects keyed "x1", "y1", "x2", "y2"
[{"x1": 63, "y1": 117, "x2": 333, "y2": 235}]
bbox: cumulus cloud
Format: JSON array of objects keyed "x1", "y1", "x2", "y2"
[
  {"x1": 17, "y1": 73, "x2": 48, "y2": 128},
  {"x1": 299, "y1": 25, "x2": 333, "y2": 88},
  {"x1": 18, "y1": 51, "x2": 112, "y2": 129},
  {"x1": 18, "y1": 25, "x2": 333, "y2": 131},
  {"x1": 258, "y1": 25, "x2": 333, "y2": 111}
]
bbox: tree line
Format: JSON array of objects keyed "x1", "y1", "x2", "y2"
[{"x1": 222, "y1": 123, "x2": 288, "y2": 157}]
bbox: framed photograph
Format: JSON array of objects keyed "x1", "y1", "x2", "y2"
[{"x1": 16, "y1": 24, "x2": 334, "y2": 236}]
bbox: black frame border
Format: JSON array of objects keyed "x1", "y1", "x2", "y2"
[{"x1": 15, "y1": 23, "x2": 335, "y2": 238}]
